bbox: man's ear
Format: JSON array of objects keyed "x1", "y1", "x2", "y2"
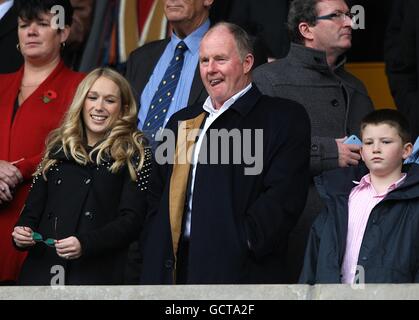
[
  {"x1": 298, "y1": 22, "x2": 315, "y2": 42},
  {"x1": 243, "y1": 53, "x2": 254, "y2": 74}
]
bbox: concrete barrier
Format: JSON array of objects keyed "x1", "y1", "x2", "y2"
[{"x1": 1, "y1": 284, "x2": 419, "y2": 300}]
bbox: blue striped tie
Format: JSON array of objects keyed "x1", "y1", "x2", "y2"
[{"x1": 143, "y1": 41, "x2": 188, "y2": 149}]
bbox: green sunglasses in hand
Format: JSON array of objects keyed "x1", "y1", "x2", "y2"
[
  {"x1": 32, "y1": 232, "x2": 56, "y2": 247},
  {"x1": 31, "y1": 217, "x2": 58, "y2": 247}
]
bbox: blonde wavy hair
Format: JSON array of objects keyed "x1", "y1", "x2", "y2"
[{"x1": 38, "y1": 68, "x2": 146, "y2": 181}]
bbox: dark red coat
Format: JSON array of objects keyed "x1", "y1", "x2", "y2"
[{"x1": 0, "y1": 61, "x2": 84, "y2": 281}]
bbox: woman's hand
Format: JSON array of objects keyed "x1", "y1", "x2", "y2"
[
  {"x1": 12, "y1": 226, "x2": 35, "y2": 248},
  {"x1": 0, "y1": 179, "x2": 13, "y2": 203},
  {"x1": 55, "y1": 236, "x2": 82, "y2": 260},
  {"x1": 0, "y1": 160, "x2": 23, "y2": 189}
]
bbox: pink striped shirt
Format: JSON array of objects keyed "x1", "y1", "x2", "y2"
[{"x1": 341, "y1": 173, "x2": 407, "y2": 284}]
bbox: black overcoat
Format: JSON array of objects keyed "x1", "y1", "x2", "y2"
[
  {"x1": 16, "y1": 147, "x2": 151, "y2": 285},
  {"x1": 140, "y1": 85, "x2": 311, "y2": 284}
]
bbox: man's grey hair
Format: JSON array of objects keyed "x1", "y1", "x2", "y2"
[{"x1": 205, "y1": 22, "x2": 254, "y2": 61}]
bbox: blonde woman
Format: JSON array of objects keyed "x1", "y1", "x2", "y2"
[{"x1": 12, "y1": 68, "x2": 152, "y2": 285}]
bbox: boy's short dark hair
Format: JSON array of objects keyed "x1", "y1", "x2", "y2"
[{"x1": 360, "y1": 109, "x2": 411, "y2": 144}]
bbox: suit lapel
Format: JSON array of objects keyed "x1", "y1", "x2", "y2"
[
  {"x1": 137, "y1": 39, "x2": 170, "y2": 98},
  {"x1": 187, "y1": 62, "x2": 206, "y2": 106}
]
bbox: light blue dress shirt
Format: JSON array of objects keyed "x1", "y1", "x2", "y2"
[
  {"x1": 0, "y1": 0, "x2": 13, "y2": 21},
  {"x1": 138, "y1": 19, "x2": 210, "y2": 130}
]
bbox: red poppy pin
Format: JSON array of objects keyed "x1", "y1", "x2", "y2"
[{"x1": 42, "y1": 90, "x2": 58, "y2": 104}]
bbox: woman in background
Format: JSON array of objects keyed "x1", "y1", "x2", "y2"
[
  {"x1": 12, "y1": 68, "x2": 151, "y2": 285},
  {"x1": 0, "y1": 0, "x2": 84, "y2": 284}
]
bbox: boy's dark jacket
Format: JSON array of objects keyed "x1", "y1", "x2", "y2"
[{"x1": 299, "y1": 163, "x2": 419, "y2": 284}]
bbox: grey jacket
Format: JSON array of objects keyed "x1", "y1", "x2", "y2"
[
  {"x1": 253, "y1": 43, "x2": 374, "y2": 177},
  {"x1": 253, "y1": 43, "x2": 374, "y2": 282}
]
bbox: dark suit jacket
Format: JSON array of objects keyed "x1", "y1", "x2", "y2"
[
  {"x1": 125, "y1": 38, "x2": 207, "y2": 112},
  {"x1": 0, "y1": 3, "x2": 23, "y2": 74},
  {"x1": 140, "y1": 85, "x2": 311, "y2": 284}
]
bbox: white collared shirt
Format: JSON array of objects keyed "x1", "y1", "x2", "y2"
[
  {"x1": 0, "y1": 0, "x2": 13, "y2": 21},
  {"x1": 183, "y1": 83, "x2": 253, "y2": 237}
]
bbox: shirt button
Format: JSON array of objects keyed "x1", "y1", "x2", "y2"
[
  {"x1": 361, "y1": 256, "x2": 368, "y2": 261},
  {"x1": 311, "y1": 144, "x2": 319, "y2": 152},
  {"x1": 164, "y1": 259, "x2": 174, "y2": 269},
  {"x1": 85, "y1": 178, "x2": 91, "y2": 185},
  {"x1": 55, "y1": 178, "x2": 62, "y2": 185},
  {"x1": 331, "y1": 99, "x2": 339, "y2": 107}
]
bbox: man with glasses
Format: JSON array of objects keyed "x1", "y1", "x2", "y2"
[{"x1": 253, "y1": 0, "x2": 373, "y2": 283}]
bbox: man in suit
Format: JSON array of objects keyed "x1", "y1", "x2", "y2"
[
  {"x1": 140, "y1": 22, "x2": 311, "y2": 284},
  {"x1": 253, "y1": 0, "x2": 374, "y2": 282},
  {"x1": 0, "y1": 0, "x2": 23, "y2": 73},
  {"x1": 125, "y1": 0, "x2": 213, "y2": 147}
]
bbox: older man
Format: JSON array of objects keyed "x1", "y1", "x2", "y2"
[
  {"x1": 140, "y1": 22, "x2": 311, "y2": 284},
  {"x1": 253, "y1": 0, "x2": 374, "y2": 282},
  {"x1": 126, "y1": 0, "x2": 214, "y2": 149}
]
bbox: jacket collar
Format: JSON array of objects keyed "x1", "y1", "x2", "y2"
[
  {"x1": 229, "y1": 84, "x2": 261, "y2": 117},
  {"x1": 316, "y1": 163, "x2": 419, "y2": 200},
  {"x1": 49, "y1": 143, "x2": 112, "y2": 163},
  {"x1": 185, "y1": 85, "x2": 262, "y2": 120},
  {"x1": 287, "y1": 43, "x2": 347, "y2": 73}
]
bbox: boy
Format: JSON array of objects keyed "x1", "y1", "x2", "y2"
[{"x1": 299, "y1": 109, "x2": 419, "y2": 284}]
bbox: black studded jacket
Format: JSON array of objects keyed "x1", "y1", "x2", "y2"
[{"x1": 15, "y1": 144, "x2": 152, "y2": 285}]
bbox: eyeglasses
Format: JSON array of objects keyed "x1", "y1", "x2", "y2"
[
  {"x1": 316, "y1": 11, "x2": 354, "y2": 23},
  {"x1": 31, "y1": 216, "x2": 57, "y2": 247},
  {"x1": 32, "y1": 232, "x2": 55, "y2": 247}
]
